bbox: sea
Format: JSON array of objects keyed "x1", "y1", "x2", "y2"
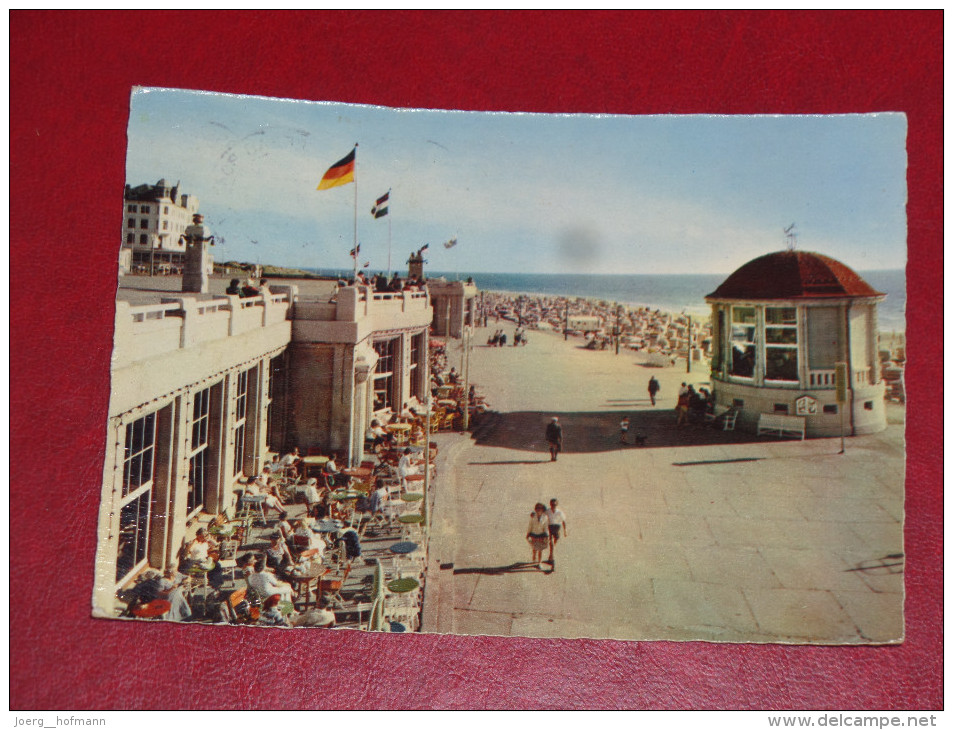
[{"x1": 308, "y1": 268, "x2": 907, "y2": 334}]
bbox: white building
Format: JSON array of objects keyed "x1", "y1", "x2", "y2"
[
  {"x1": 706, "y1": 250, "x2": 887, "y2": 437},
  {"x1": 122, "y1": 179, "x2": 200, "y2": 273},
  {"x1": 94, "y1": 275, "x2": 434, "y2": 616}
]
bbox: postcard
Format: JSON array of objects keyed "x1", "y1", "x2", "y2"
[{"x1": 96, "y1": 88, "x2": 906, "y2": 643}]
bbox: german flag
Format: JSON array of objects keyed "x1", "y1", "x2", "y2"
[{"x1": 317, "y1": 148, "x2": 356, "y2": 190}]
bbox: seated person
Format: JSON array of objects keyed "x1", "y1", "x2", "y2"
[
  {"x1": 290, "y1": 607, "x2": 336, "y2": 628},
  {"x1": 246, "y1": 556, "x2": 294, "y2": 603},
  {"x1": 278, "y1": 447, "x2": 302, "y2": 480},
  {"x1": 225, "y1": 278, "x2": 242, "y2": 296},
  {"x1": 356, "y1": 478, "x2": 388, "y2": 515},
  {"x1": 240, "y1": 279, "x2": 260, "y2": 298},
  {"x1": 323, "y1": 453, "x2": 347, "y2": 488},
  {"x1": 297, "y1": 478, "x2": 323, "y2": 506},
  {"x1": 119, "y1": 569, "x2": 164, "y2": 615},
  {"x1": 276, "y1": 511, "x2": 295, "y2": 542},
  {"x1": 264, "y1": 532, "x2": 294, "y2": 575},
  {"x1": 397, "y1": 447, "x2": 421, "y2": 486},
  {"x1": 158, "y1": 569, "x2": 193, "y2": 622},
  {"x1": 292, "y1": 519, "x2": 326, "y2": 557},
  {"x1": 181, "y1": 528, "x2": 226, "y2": 589},
  {"x1": 336, "y1": 526, "x2": 363, "y2": 560},
  {"x1": 257, "y1": 593, "x2": 291, "y2": 627},
  {"x1": 262, "y1": 455, "x2": 284, "y2": 478},
  {"x1": 242, "y1": 476, "x2": 286, "y2": 516},
  {"x1": 365, "y1": 419, "x2": 391, "y2": 450}
]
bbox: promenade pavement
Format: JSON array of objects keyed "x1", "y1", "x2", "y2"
[{"x1": 424, "y1": 325, "x2": 904, "y2": 644}]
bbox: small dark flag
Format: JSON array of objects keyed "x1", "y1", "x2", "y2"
[
  {"x1": 444, "y1": 237, "x2": 458, "y2": 249},
  {"x1": 371, "y1": 191, "x2": 389, "y2": 218},
  {"x1": 349, "y1": 244, "x2": 361, "y2": 258}
]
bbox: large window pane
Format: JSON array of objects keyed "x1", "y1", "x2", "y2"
[
  {"x1": 116, "y1": 490, "x2": 151, "y2": 583},
  {"x1": 765, "y1": 347, "x2": 798, "y2": 381}
]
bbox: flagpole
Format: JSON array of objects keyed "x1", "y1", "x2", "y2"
[
  {"x1": 387, "y1": 188, "x2": 393, "y2": 278},
  {"x1": 353, "y1": 143, "x2": 359, "y2": 282}
]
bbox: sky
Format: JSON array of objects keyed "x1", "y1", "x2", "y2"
[{"x1": 125, "y1": 88, "x2": 908, "y2": 276}]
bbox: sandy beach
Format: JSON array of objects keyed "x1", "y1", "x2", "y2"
[{"x1": 423, "y1": 324, "x2": 905, "y2": 643}]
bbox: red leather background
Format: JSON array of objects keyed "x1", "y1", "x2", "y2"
[{"x1": 10, "y1": 11, "x2": 941, "y2": 710}]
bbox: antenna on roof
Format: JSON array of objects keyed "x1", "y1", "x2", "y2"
[{"x1": 783, "y1": 223, "x2": 797, "y2": 251}]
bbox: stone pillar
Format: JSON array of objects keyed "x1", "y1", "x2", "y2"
[{"x1": 182, "y1": 214, "x2": 214, "y2": 294}]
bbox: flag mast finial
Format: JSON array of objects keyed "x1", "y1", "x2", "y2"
[{"x1": 784, "y1": 223, "x2": 797, "y2": 251}]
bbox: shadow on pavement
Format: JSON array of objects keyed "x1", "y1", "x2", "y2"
[
  {"x1": 453, "y1": 562, "x2": 552, "y2": 576},
  {"x1": 472, "y1": 410, "x2": 763, "y2": 453}
]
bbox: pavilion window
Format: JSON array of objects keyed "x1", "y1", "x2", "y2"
[
  {"x1": 373, "y1": 338, "x2": 398, "y2": 411},
  {"x1": 187, "y1": 387, "x2": 211, "y2": 516},
  {"x1": 764, "y1": 307, "x2": 798, "y2": 381},
  {"x1": 233, "y1": 369, "x2": 248, "y2": 476},
  {"x1": 729, "y1": 307, "x2": 756, "y2": 378},
  {"x1": 117, "y1": 411, "x2": 156, "y2": 584}
]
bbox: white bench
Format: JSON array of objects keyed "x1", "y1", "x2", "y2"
[{"x1": 757, "y1": 413, "x2": 805, "y2": 440}]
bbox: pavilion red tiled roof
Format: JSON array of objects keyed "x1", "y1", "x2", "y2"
[{"x1": 706, "y1": 250, "x2": 884, "y2": 301}]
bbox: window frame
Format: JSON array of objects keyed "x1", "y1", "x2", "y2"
[{"x1": 116, "y1": 412, "x2": 156, "y2": 585}]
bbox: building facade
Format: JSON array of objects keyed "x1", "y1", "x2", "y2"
[
  {"x1": 706, "y1": 250, "x2": 887, "y2": 437},
  {"x1": 428, "y1": 279, "x2": 478, "y2": 338},
  {"x1": 94, "y1": 279, "x2": 434, "y2": 616},
  {"x1": 121, "y1": 179, "x2": 200, "y2": 273}
]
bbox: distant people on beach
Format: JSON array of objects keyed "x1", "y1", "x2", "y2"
[
  {"x1": 514, "y1": 326, "x2": 527, "y2": 346},
  {"x1": 526, "y1": 502, "x2": 550, "y2": 569},
  {"x1": 647, "y1": 376, "x2": 660, "y2": 406},
  {"x1": 545, "y1": 417, "x2": 562, "y2": 462},
  {"x1": 620, "y1": 415, "x2": 630, "y2": 445}
]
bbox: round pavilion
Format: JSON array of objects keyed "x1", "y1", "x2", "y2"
[{"x1": 705, "y1": 250, "x2": 887, "y2": 437}]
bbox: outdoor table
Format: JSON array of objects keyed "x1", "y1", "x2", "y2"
[
  {"x1": 132, "y1": 599, "x2": 171, "y2": 619},
  {"x1": 400, "y1": 492, "x2": 424, "y2": 503},
  {"x1": 436, "y1": 386, "x2": 453, "y2": 398},
  {"x1": 389, "y1": 541, "x2": 419, "y2": 555},
  {"x1": 404, "y1": 474, "x2": 425, "y2": 484},
  {"x1": 330, "y1": 490, "x2": 362, "y2": 502},
  {"x1": 397, "y1": 514, "x2": 425, "y2": 525},
  {"x1": 301, "y1": 455, "x2": 329, "y2": 479},
  {"x1": 438, "y1": 399, "x2": 457, "y2": 407},
  {"x1": 387, "y1": 577, "x2": 420, "y2": 594},
  {"x1": 288, "y1": 564, "x2": 329, "y2": 611},
  {"x1": 386, "y1": 423, "x2": 411, "y2": 433}
]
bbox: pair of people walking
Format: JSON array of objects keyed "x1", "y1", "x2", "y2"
[{"x1": 526, "y1": 499, "x2": 568, "y2": 570}]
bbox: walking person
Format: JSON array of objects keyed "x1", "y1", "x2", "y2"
[
  {"x1": 546, "y1": 498, "x2": 567, "y2": 570},
  {"x1": 620, "y1": 415, "x2": 630, "y2": 445},
  {"x1": 526, "y1": 503, "x2": 550, "y2": 569},
  {"x1": 545, "y1": 417, "x2": 563, "y2": 462},
  {"x1": 647, "y1": 375, "x2": 660, "y2": 406}
]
